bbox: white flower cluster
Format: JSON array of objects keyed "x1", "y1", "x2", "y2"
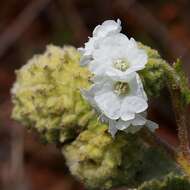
[{"x1": 79, "y1": 19, "x2": 158, "y2": 137}]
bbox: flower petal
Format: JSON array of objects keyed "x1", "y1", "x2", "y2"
[
  {"x1": 120, "y1": 112, "x2": 135, "y2": 121},
  {"x1": 80, "y1": 55, "x2": 92, "y2": 66},
  {"x1": 131, "y1": 114, "x2": 147, "y2": 126},
  {"x1": 106, "y1": 68, "x2": 137, "y2": 82},
  {"x1": 99, "y1": 114, "x2": 109, "y2": 123},
  {"x1": 81, "y1": 89, "x2": 96, "y2": 108},
  {"x1": 96, "y1": 33, "x2": 129, "y2": 50},
  {"x1": 93, "y1": 19, "x2": 121, "y2": 37},
  {"x1": 105, "y1": 67, "x2": 125, "y2": 81},
  {"x1": 115, "y1": 119, "x2": 131, "y2": 130},
  {"x1": 95, "y1": 91, "x2": 121, "y2": 120},
  {"x1": 83, "y1": 38, "x2": 95, "y2": 55},
  {"x1": 121, "y1": 96, "x2": 148, "y2": 119},
  {"x1": 89, "y1": 60, "x2": 108, "y2": 75},
  {"x1": 136, "y1": 74, "x2": 148, "y2": 101},
  {"x1": 146, "y1": 120, "x2": 159, "y2": 132},
  {"x1": 125, "y1": 38, "x2": 147, "y2": 70},
  {"x1": 81, "y1": 81, "x2": 104, "y2": 110},
  {"x1": 108, "y1": 120, "x2": 118, "y2": 137}
]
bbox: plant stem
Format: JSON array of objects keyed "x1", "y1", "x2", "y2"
[
  {"x1": 170, "y1": 88, "x2": 189, "y2": 154},
  {"x1": 162, "y1": 63, "x2": 190, "y2": 158}
]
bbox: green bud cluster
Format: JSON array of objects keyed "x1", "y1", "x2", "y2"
[
  {"x1": 63, "y1": 124, "x2": 127, "y2": 190},
  {"x1": 11, "y1": 45, "x2": 93, "y2": 143},
  {"x1": 138, "y1": 43, "x2": 167, "y2": 97}
]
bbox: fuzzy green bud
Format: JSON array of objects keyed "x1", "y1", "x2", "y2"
[
  {"x1": 138, "y1": 43, "x2": 166, "y2": 97},
  {"x1": 63, "y1": 124, "x2": 182, "y2": 190},
  {"x1": 11, "y1": 45, "x2": 93, "y2": 143}
]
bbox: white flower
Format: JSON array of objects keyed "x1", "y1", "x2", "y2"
[
  {"x1": 89, "y1": 34, "x2": 147, "y2": 78},
  {"x1": 82, "y1": 84, "x2": 158, "y2": 138},
  {"x1": 82, "y1": 73, "x2": 148, "y2": 121},
  {"x1": 79, "y1": 19, "x2": 158, "y2": 137},
  {"x1": 78, "y1": 19, "x2": 121, "y2": 66},
  {"x1": 79, "y1": 19, "x2": 147, "y2": 78}
]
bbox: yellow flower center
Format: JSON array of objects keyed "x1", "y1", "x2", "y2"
[
  {"x1": 114, "y1": 59, "x2": 130, "y2": 71},
  {"x1": 114, "y1": 82, "x2": 130, "y2": 96}
]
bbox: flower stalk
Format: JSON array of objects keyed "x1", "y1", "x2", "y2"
[
  {"x1": 139, "y1": 42, "x2": 190, "y2": 160},
  {"x1": 162, "y1": 62, "x2": 190, "y2": 158}
]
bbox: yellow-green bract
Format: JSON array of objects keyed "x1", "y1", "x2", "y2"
[{"x1": 12, "y1": 45, "x2": 94, "y2": 143}]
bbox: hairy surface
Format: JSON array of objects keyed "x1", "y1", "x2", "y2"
[{"x1": 12, "y1": 45, "x2": 94, "y2": 144}]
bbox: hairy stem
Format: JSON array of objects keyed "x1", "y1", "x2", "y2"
[
  {"x1": 162, "y1": 63, "x2": 190, "y2": 157},
  {"x1": 170, "y1": 88, "x2": 189, "y2": 155}
]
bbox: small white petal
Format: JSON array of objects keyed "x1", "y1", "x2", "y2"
[
  {"x1": 93, "y1": 25, "x2": 101, "y2": 37},
  {"x1": 131, "y1": 114, "x2": 147, "y2": 126},
  {"x1": 146, "y1": 120, "x2": 159, "y2": 132},
  {"x1": 115, "y1": 119, "x2": 131, "y2": 130},
  {"x1": 89, "y1": 60, "x2": 108, "y2": 75},
  {"x1": 105, "y1": 67, "x2": 127, "y2": 81},
  {"x1": 95, "y1": 91, "x2": 121, "y2": 120},
  {"x1": 81, "y1": 89, "x2": 96, "y2": 108},
  {"x1": 93, "y1": 19, "x2": 122, "y2": 37},
  {"x1": 128, "y1": 38, "x2": 137, "y2": 48},
  {"x1": 136, "y1": 74, "x2": 148, "y2": 101},
  {"x1": 91, "y1": 75, "x2": 109, "y2": 84},
  {"x1": 106, "y1": 68, "x2": 143, "y2": 83},
  {"x1": 95, "y1": 80, "x2": 113, "y2": 96},
  {"x1": 121, "y1": 96, "x2": 148, "y2": 118},
  {"x1": 108, "y1": 120, "x2": 118, "y2": 137},
  {"x1": 106, "y1": 68, "x2": 137, "y2": 82},
  {"x1": 120, "y1": 112, "x2": 135, "y2": 121},
  {"x1": 126, "y1": 38, "x2": 147, "y2": 70},
  {"x1": 85, "y1": 37, "x2": 97, "y2": 53},
  {"x1": 81, "y1": 82, "x2": 104, "y2": 110},
  {"x1": 99, "y1": 114, "x2": 109, "y2": 123},
  {"x1": 95, "y1": 33, "x2": 129, "y2": 50},
  {"x1": 78, "y1": 47, "x2": 85, "y2": 54},
  {"x1": 80, "y1": 55, "x2": 92, "y2": 66},
  {"x1": 127, "y1": 73, "x2": 139, "y2": 95},
  {"x1": 117, "y1": 19, "x2": 121, "y2": 26}
]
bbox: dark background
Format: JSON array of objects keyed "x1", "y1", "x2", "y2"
[{"x1": 0, "y1": 0, "x2": 190, "y2": 189}]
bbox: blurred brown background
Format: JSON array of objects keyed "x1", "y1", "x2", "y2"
[{"x1": 0, "y1": 0, "x2": 190, "y2": 189}]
